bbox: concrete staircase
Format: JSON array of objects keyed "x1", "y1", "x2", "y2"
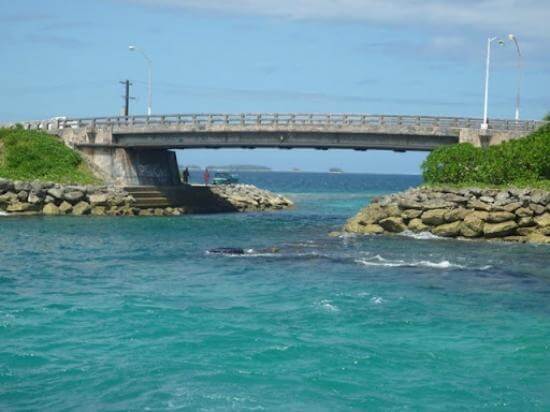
[
  {"x1": 124, "y1": 186, "x2": 187, "y2": 208},
  {"x1": 124, "y1": 185, "x2": 238, "y2": 212}
]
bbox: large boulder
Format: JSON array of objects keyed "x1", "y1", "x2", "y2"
[
  {"x1": 526, "y1": 232, "x2": 550, "y2": 244},
  {"x1": 529, "y1": 203, "x2": 545, "y2": 215},
  {"x1": 88, "y1": 193, "x2": 110, "y2": 206},
  {"x1": 398, "y1": 198, "x2": 423, "y2": 209},
  {"x1": 408, "y1": 218, "x2": 429, "y2": 232},
  {"x1": 42, "y1": 203, "x2": 60, "y2": 216},
  {"x1": 72, "y1": 201, "x2": 91, "y2": 216},
  {"x1": 0, "y1": 178, "x2": 14, "y2": 192},
  {"x1": 468, "y1": 199, "x2": 492, "y2": 211},
  {"x1": 358, "y1": 224, "x2": 385, "y2": 235},
  {"x1": 0, "y1": 192, "x2": 17, "y2": 205},
  {"x1": 432, "y1": 221, "x2": 462, "y2": 237},
  {"x1": 16, "y1": 191, "x2": 28, "y2": 202},
  {"x1": 515, "y1": 207, "x2": 533, "y2": 218},
  {"x1": 460, "y1": 212, "x2": 487, "y2": 237},
  {"x1": 518, "y1": 217, "x2": 535, "y2": 227},
  {"x1": 530, "y1": 190, "x2": 550, "y2": 205},
  {"x1": 421, "y1": 200, "x2": 455, "y2": 210},
  {"x1": 47, "y1": 187, "x2": 64, "y2": 200},
  {"x1": 13, "y1": 181, "x2": 32, "y2": 192},
  {"x1": 6, "y1": 202, "x2": 36, "y2": 213},
  {"x1": 421, "y1": 209, "x2": 447, "y2": 226},
  {"x1": 493, "y1": 202, "x2": 522, "y2": 212},
  {"x1": 483, "y1": 221, "x2": 518, "y2": 237},
  {"x1": 379, "y1": 217, "x2": 406, "y2": 233},
  {"x1": 58, "y1": 201, "x2": 73, "y2": 214},
  {"x1": 486, "y1": 211, "x2": 516, "y2": 223},
  {"x1": 64, "y1": 191, "x2": 85, "y2": 203},
  {"x1": 534, "y1": 213, "x2": 550, "y2": 228},
  {"x1": 444, "y1": 208, "x2": 469, "y2": 223},
  {"x1": 27, "y1": 192, "x2": 42, "y2": 205},
  {"x1": 401, "y1": 208, "x2": 423, "y2": 220},
  {"x1": 91, "y1": 206, "x2": 107, "y2": 216}
]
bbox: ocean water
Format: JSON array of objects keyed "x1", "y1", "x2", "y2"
[{"x1": 1, "y1": 172, "x2": 549, "y2": 411}]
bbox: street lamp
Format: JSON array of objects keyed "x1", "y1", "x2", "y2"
[
  {"x1": 481, "y1": 37, "x2": 505, "y2": 130},
  {"x1": 508, "y1": 34, "x2": 522, "y2": 122},
  {"x1": 129, "y1": 45, "x2": 152, "y2": 116}
]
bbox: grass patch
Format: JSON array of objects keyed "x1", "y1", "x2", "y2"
[
  {"x1": 0, "y1": 127, "x2": 101, "y2": 184},
  {"x1": 422, "y1": 124, "x2": 550, "y2": 190}
]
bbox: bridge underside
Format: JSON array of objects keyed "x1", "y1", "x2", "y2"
[
  {"x1": 61, "y1": 125, "x2": 530, "y2": 186},
  {"x1": 73, "y1": 131, "x2": 460, "y2": 186},
  {"x1": 98, "y1": 130, "x2": 460, "y2": 151}
]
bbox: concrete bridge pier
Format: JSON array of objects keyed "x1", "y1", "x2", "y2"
[
  {"x1": 63, "y1": 127, "x2": 181, "y2": 187},
  {"x1": 78, "y1": 146, "x2": 181, "y2": 187},
  {"x1": 458, "y1": 129, "x2": 531, "y2": 147}
]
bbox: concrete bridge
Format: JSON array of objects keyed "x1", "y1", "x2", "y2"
[{"x1": 18, "y1": 113, "x2": 545, "y2": 186}]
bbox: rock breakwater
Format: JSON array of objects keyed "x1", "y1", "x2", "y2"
[
  {"x1": 0, "y1": 178, "x2": 293, "y2": 217},
  {"x1": 211, "y1": 184, "x2": 293, "y2": 212},
  {"x1": 344, "y1": 187, "x2": 550, "y2": 244}
]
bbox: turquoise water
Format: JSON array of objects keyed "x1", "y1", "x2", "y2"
[{"x1": 1, "y1": 173, "x2": 549, "y2": 410}]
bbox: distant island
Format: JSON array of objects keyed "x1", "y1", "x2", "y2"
[
  {"x1": 329, "y1": 168, "x2": 344, "y2": 174},
  {"x1": 206, "y1": 165, "x2": 272, "y2": 172}
]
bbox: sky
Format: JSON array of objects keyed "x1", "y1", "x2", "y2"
[{"x1": 1, "y1": 0, "x2": 549, "y2": 173}]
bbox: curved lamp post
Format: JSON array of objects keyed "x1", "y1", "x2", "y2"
[
  {"x1": 508, "y1": 34, "x2": 522, "y2": 122},
  {"x1": 481, "y1": 37, "x2": 505, "y2": 130},
  {"x1": 129, "y1": 45, "x2": 152, "y2": 116}
]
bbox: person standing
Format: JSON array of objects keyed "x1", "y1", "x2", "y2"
[
  {"x1": 203, "y1": 168, "x2": 210, "y2": 186},
  {"x1": 182, "y1": 167, "x2": 190, "y2": 184}
]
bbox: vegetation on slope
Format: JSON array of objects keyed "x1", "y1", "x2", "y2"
[
  {"x1": 422, "y1": 124, "x2": 550, "y2": 189},
  {"x1": 0, "y1": 127, "x2": 100, "y2": 184},
  {"x1": 544, "y1": 112, "x2": 550, "y2": 122}
]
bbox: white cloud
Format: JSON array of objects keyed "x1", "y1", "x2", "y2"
[{"x1": 124, "y1": 0, "x2": 550, "y2": 40}]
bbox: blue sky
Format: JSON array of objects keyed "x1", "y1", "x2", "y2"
[{"x1": 1, "y1": 0, "x2": 549, "y2": 173}]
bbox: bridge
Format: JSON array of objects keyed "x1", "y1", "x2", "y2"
[{"x1": 17, "y1": 113, "x2": 545, "y2": 186}]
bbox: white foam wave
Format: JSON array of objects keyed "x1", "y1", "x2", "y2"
[
  {"x1": 400, "y1": 230, "x2": 441, "y2": 240},
  {"x1": 0, "y1": 211, "x2": 8, "y2": 216},
  {"x1": 356, "y1": 255, "x2": 469, "y2": 270},
  {"x1": 318, "y1": 299, "x2": 339, "y2": 312},
  {"x1": 370, "y1": 296, "x2": 384, "y2": 304}
]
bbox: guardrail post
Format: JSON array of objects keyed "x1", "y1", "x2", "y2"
[
  {"x1": 290, "y1": 114, "x2": 295, "y2": 125},
  {"x1": 192, "y1": 114, "x2": 197, "y2": 127},
  {"x1": 274, "y1": 113, "x2": 279, "y2": 125},
  {"x1": 224, "y1": 114, "x2": 229, "y2": 125},
  {"x1": 240, "y1": 114, "x2": 245, "y2": 126},
  {"x1": 380, "y1": 116, "x2": 384, "y2": 126}
]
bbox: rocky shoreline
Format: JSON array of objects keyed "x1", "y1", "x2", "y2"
[
  {"x1": 343, "y1": 187, "x2": 550, "y2": 244},
  {"x1": 0, "y1": 178, "x2": 293, "y2": 217}
]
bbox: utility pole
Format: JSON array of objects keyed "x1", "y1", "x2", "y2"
[{"x1": 119, "y1": 80, "x2": 134, "y2": 116}]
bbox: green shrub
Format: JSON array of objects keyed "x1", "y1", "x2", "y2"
[
  {"x1": 422, "y1": 125, "x2": 550, "y2": 187},
  {"x1": 0, "y1": 128, "x2": 100, "y2": 184},
  {"x1": 544, "y1": 112, "x2": 550, "y2": 122}
]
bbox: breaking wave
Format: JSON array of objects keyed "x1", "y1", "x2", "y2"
[
  {"x1": 399, "y1": 230, "x2": 441, "y2": 240},
  {"x1": 355, "y1": 255, "x2": 490, "y2": 270}
]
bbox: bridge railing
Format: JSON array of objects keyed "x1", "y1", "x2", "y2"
[{"x1": 13, "y1": 113, "x2": 547, "y2": 132}]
